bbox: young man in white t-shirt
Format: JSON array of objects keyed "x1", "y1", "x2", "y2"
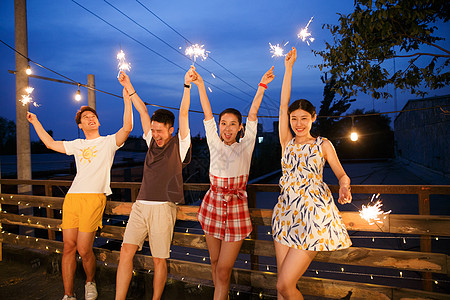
[{"x1": 27, "y1": 84, "x2": 133, "y2": 300}]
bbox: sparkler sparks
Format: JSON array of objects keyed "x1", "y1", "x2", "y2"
[
  {"x1": 185, "y1": 44, "x2": 209, "y2": 63},
  {"x1": 117, "y1": 50, "x2": 131, "y2": 77},
  {"x1": 359, "y1": 194, "x2": 391, "y2": 225},
  {"x1": 269, "y1": 41, "x2": 289, "y2": 58},
  {"x1": 297, "y1": 16, "x2": 315, "y2": 46},
  {"x1": 20, "y1": 86, "x2": 39, "y2": 107}
]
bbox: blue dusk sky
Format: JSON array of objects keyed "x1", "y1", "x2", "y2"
[{"x1": 1, "y1": 0, "x2": 449, "y2": 141}]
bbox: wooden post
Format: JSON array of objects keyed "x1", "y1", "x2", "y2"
[
  {"x1": 418, "y1": 190, "x2": 432, "y2": 291},
  {"x1": 247, "y1": 186, "x2": 259, "y2": 271},
  {"x1": 87, "y1": 74, "x2": 96, "y2": 110},
  {"x1": 45, "y1": 183, "x2": 55, "y2": 240}
]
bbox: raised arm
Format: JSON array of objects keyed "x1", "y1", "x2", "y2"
[
  {"x1": 248, "y1": 66, "x2": 275, "y2": 121},
  {"x1": 322, "y1": 139, "x2": 352, "y2": 204},
  {"x1": 114, "y1": 87, "x2": 133, "y2": 147},
  {"x1": 192, "y1": 70, "x2": 213, "y2": 121},
  {"x1": 179, "y1": 67, "x2": 195, "y2": 140},
  {"x1": 279, "y1": 47, "x2": 297, "y2": 151},
  {"x1": 27, "y1": 112, "x2": 66, "y2": 153},
  {"x1": 118, "y1": 71, "x2": 151, "y2": 136}
]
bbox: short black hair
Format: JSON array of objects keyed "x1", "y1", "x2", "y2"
[
  {"x1": 219, "y1": 108, "x2": 242, "y2": 125},
  {"x1": 151, "y1": 109, "x2": 175, "y2": 128},
  {"x1": 75, "y1": 106, "x2": 98, "y2": 124},
  {"x1": 288, "y1": 99, "x2": 316, "y2": 117}
]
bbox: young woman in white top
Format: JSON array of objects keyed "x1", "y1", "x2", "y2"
[{"x1": 192, "y1": 66, "x2": 274, "y2": 300}]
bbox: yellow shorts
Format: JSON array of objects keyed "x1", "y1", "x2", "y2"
[{"x1": 61, "y1": 193, "x2": 106, "y2": 232}]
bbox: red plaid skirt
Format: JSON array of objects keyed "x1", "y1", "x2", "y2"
[{"x1": 198, "y1": 174, "x2": 252, "y2": 242}]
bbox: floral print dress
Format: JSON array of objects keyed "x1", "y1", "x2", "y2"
[{"x1": 272, "y1": 137, "x2": 351, "y2": 251}]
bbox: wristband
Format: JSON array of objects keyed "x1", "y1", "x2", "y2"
[
  {"x1": 259, "y1": 82, "x2": 267, "y2": 89},
  {"x1": 184, "y1": 83, "x2": 191, "y2": 89},
  {"x1": 129, "y1": 91, "x2": 136, "y2": 97}
]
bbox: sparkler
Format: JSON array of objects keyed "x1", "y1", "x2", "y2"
[
  {"x1": 185, "y1": 44, "x2": 209, "y2": 64},
  {"x1": 358, "y1": 194, "x2": 391, "y2": 225},
  {"x1": 297, "y1": 16, "x2": 315, "y2": 46},
  {"x1": 20, "y1": 86, "x2": 39, "y2": 107},
  {"x1": 117, "y1": 49, "x2": 131, "y2": 78},
  {"x1": 269, "y1": 41, "x2": 289, "y2": 58}
]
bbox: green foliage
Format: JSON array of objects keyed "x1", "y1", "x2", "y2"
[{"x1": 315, "y1": 0, "x2": 450, "y2": 100}]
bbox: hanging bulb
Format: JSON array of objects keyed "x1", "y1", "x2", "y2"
[
  {"x1": 26, "y1": 64, "x2": 32, "y2": 75},
  {"x1": 350, "y1": 116, "x2": 358, "y2": 141},
  {"x1": 75, "y1": 85, "x2": 81, "y2": 101},
  {"x1": 350, "y1": 130, "x2": 358, "y2": 141}
]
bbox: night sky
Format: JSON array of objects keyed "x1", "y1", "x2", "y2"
[{"x1": 1, "y1": 0, "x2": 449, "y2": 141}]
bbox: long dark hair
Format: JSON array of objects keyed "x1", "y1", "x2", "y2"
[
  {"x1": 219, "y1": 108, "x2": 244, "y2": 142},
  {"x1": 288, "y1": 99, "x2": 316, "y2": 117}
]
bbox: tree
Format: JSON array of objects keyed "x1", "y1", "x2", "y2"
[
  {"x1": 333, "y1": 109, "x2": 394, "y2": 159},
  {"x1": 314, "y1": 73, "x2": 352, "y2": 139},
  {"x1": 0, "y1": 117, "x2": 16, "y2": 154},
  {"x1": 315, "y1": 0, "x2": 450, "y2": 100}
]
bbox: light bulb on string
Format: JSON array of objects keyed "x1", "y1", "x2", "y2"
[
  {"x1": 75, "y1": 85, "x2": 81, "y2": 101},
  {"x1": 26, "y1": 61, "x2": 32, "y2": 75},
  {"x1": 350, "y1": 116, "x2": 358, "y2": 141}
]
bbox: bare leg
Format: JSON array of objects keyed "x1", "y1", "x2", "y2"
[
  {"x1": 152, "y1": 257, "x2": 167, "y2": 300},
  {"x1": 115, "y1": 243, "x2": 138, "y2": 300},
  {"x1": 76, "y1": 231, "x2": 97, "y2": 283},
  {"x1": 205, "y1": 234, "x2": 221, "y2": 287},
  {"x1": 275, "y1": 241, "x2": 316, "y2": 300},
  {"x1": 206, "y1": 235, "x2": 243, "y2": 300},
  {"x1": 62, "y1": 228, "x2": 78, "y2": 296}
]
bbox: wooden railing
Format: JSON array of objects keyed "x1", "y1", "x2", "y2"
[{"x1": 0, "y1": 179, "x2": 449, "y2": 299}]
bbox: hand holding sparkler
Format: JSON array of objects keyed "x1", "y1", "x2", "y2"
[
  {"x1": 285, "y1": 47, "x2": 297, "y2": 69},
  {"x1": 191, "y1": 69, "x2": 204, "y2": 87},
  {"x1": 118, "y1": 71, "x2": 135, "y2": 95},
  {"x1": 338, "y1": 185, "x2": 352, "y2": 204},
  {"x1": 26, "y1": 111, "x2": 38, "y2": 124},
  {"x1": 185, "y1": 66, "x2": 197, "y2": 85}
]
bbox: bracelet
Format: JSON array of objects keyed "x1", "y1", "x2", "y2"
[
  {"x1": 184, "y1": 83, "x2": 191, "y2": 89},
  {"x1": 129, "y1": 91, "x2": 136, "y2": 97},
  {"x1": 259, "y1": 82, "x2": 267, "y2": 89}
]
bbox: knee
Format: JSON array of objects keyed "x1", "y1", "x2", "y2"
[
  {"x1": 77, "y1": 245, "x2": 93, "y2": 259},
  {"x1": 119, "y1": 244, "x2": 137, "y2": 261},
  {"x1": 153, "y1": 257, "x2": 167, "y2": 269},
  {"x1": 215, "y1": 264, "x2": 233, "y2": 284},
  {"x1": 63, "y1": 240, "x2": 77, "y2": 255},
  {"x1": 276, "y1": 278, "x2": 291, "y2": 297}
]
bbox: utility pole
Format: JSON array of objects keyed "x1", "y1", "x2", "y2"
[
  {"x1": 15, "y1": 0, "x2": 31, "y2": 193},
  {"x1": 87, "y1": 74, "x2": 96, "y2": 110}
]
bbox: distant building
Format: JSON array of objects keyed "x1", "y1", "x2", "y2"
[{"x1": 394, "y1": 95, "x2": 450, "y2": 179}]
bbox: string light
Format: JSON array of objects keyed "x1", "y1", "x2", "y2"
[
  {"x1": 350, "y1": 116, "x2": 358, "y2": 141},
  {"x1": 75, "y1": 84, "x2": 81, "y2": 101},
  {"x1": 26, "y1": 61, "x2": 32, "y2": 75}
]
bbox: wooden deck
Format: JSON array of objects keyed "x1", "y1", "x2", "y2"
[{"x1": 0, "y1": 179, "x2": 449, "y2": 299}]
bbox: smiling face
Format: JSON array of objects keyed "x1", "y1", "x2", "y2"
[
  {"x1": 289, "y1": 108, "x2": 316, "y2": 139},
  {"x1": 219, "y1": 113, "x2": 243, "y2": 146},
  {"x1": 151, "y1": 120, "x2": 174, "y2": 147},
  {"x1": 78, "y1": 110, "x2": 100, "y2": 132}
]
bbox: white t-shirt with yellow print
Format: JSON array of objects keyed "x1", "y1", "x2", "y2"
[{"x1": 63, "y1": 134, "x2": 122, "y2": 196}]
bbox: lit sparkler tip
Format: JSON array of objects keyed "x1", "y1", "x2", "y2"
[
  {"x1": 359, "y1": 194, "x2": 391, "y2": 226},
  {"x1": 269, "y1": 42, "x2": 288, "y2": 58},
  {"x1": 116, "y1": 50, "x2": 125, "y2": 60},
  {"x1": 185, "y1": 44, "x2": 209, "y2": 62},
  {"x1": 297, "y1": 16, "x2": 315, "y2": 45},
  {"x1": 117, "y1": 49, "x2": 131, "y2": 76},
  {"x1": 25, "y1": 87, "x2": 34, "y2": 94}
]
